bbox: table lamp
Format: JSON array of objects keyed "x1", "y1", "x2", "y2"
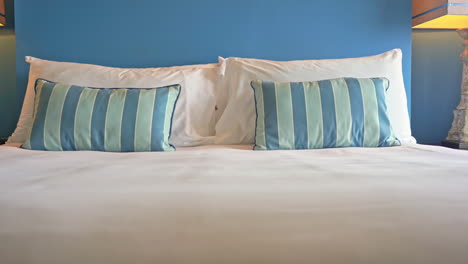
[
  {"x1": 0, "y1": 0, "x2": 6, "y2": 27},
  {"x1": 413, "y1": 0, "x2": 468, "y2": 149}
]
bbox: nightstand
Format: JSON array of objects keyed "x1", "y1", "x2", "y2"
[
  {"x1": 441, "y1": 140, "x2": 468, "y2": 150},
  {"x1": 0, "y1": 137, "x2": 7, "y2": 145}
]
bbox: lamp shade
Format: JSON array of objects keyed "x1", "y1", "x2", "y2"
[
  {"x1": 0, "y1": 0, "x2": 5, "y2": 26},
  {"x1": 413, "y1": 0, "x2": 468, "y2": 29}
]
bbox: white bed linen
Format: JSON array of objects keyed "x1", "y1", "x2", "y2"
[{"x1": 1, "y1": 144, "x2": 468, "y2": 264}]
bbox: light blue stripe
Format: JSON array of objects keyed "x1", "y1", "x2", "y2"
[
  {"x1": 345, "y1": 78, "x2": 365, "y2": 147},
  {"x1": 91, "y1": 89, "x2": 112, "y2": 151},
  {"x1": 105, "y1": 89, "x2": 127, "y2": 152},
  {"x1": 303, "y1": 82, "x2": 323, "y2": 149},
  {"x1": 134, "y1": 89, "x2": 155, "y2": 152},
  {"x1": 373, "y1": 78, "x2": 393, "y2": 147},
  {"x1": 262, "y1": 81, "x2": 279, "y2": 150},
  {"x1": 121, "y1": 89, "x2": 140, "y2": 152},
  {"x1": 151, "y1": 88, "x2": 169, "y2": 151},
  {"x1": 43, "y1": 84, "x2": 71, "y2": 151},
  {"x1": 360, "y1": 78, "x2": 380, "y2": 147},
  {"x1": 275, "y1": 82, "x2": 295, "y2": 149},
  {"x1": 331, "y1": 79, "x2": 352, "y2": 147},
  {"x1": 319, "y1": 80, "x2": 337, "y2": 148},
  {"x1": 27, "y1": 82, "x2": 55, "y2": 150},
  {"x1": 290, "y1": 82, "x2": 308, "y2": 149},
  {"x1": 60, "y1": 85, "x2": 84, "y2": 150},
  {"x1": 74, "y1": 88, "x2": 98, "y2": 150}
]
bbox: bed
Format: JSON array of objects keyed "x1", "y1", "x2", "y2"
[{"x1": 1, "y1": 143, "x2": 468, "y2": 264}]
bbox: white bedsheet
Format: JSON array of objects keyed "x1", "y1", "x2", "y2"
[{"x1": 1, "y1": 144, "x2": 468, "y2": 264}]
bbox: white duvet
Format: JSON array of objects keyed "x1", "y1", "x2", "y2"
[{"x1": 1, "y1": 144, "x2": 468, "y2": 264}]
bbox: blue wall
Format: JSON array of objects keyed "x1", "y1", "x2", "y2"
[
  {"x1": 412, "y1": 30, "x2": 463, "y2": 144},
  {"x1": 11, "y1": 0, "x2": 412, "y2": 137},
  {"x1": 0, "y1": 0, "x2": 16, "y2": 137}
]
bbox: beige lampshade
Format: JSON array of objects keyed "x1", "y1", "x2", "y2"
[
  {"x1": 0, "y1": 0, "x2": 5, "y2": 26},
  {"x1": 413, "y1": 0, "x2": 468, "y2": 29}
]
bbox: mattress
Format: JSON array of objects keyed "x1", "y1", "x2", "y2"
[{"x1": 1, "y1": 144, "x2": 468, "y2": 264}]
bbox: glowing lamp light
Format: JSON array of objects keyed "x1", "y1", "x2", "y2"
[
  {"x1": 0, "y1": 0, "x2": 5, "y2": 27},
  {"x1": 414, "y1": 1, "x2": 468, "y2": 148},
  {"x1": 413, "y1": 1, "x2": 468, "y2": 29},
  {"x1": 413, "y1": 15, "x2": 468, "y2": 29}
]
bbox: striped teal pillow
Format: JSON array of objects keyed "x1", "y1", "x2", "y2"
[
  {"x1": 22, "y1": 79, "x2": 181, "y2": 152},
  {"x1": 251, "y1": 78, "x2": 400, "y2": 150}
]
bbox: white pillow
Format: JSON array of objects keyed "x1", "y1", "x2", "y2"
[
  {"x1": 215, "y1": 49, "x2": 416, "y2": 145},
  {"x1": 8, "y1": 57, "x2": 220, "y2": 147}
]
